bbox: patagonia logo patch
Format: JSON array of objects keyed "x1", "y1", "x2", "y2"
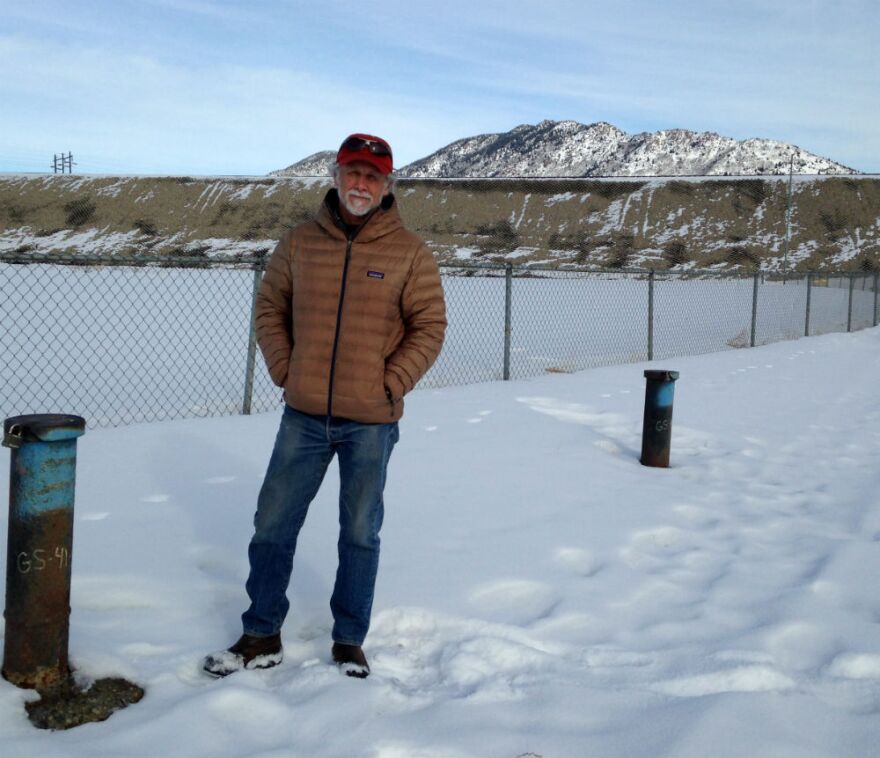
[{"x1": 367, "y1": 270, "x2": 385, "y2": 279}]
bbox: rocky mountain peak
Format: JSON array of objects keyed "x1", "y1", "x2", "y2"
[{"x1": 271, "y1": 120, "x2": 856, "y2": 178}]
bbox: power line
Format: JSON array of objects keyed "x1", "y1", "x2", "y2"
[{"x1": 52, "y1": 152, "x2": 75, "y2": 174}]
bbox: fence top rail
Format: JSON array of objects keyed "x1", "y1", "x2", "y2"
[
  {"x1": 0, "y1": 251, "x2": 870, "y2": 280},
  {"x1": 0, "y1": 252, "x2": 267, "y2": 269},
  {"x1": 439, "y1": 261, "x2": 859, "y2": 279}
]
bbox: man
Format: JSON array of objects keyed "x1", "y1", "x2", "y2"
[{"x1": 203, "y1": 134, "x2": 446, "y2": 679}]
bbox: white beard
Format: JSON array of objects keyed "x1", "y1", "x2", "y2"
[{"x1": 341, "y1": 190, "x2": 376, "y2": 217}]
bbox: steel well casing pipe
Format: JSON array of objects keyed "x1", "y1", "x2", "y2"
[
  {"x1": 3, "y1": 414, "x2": 86, "y2": 689},
  {"x1": 640, "y1": 370, "x2": 679, "y2": 468}
]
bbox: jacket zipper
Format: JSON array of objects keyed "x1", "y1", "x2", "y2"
[{"x1": 327, "y1": 236, "x2": 354, "y2": 417}]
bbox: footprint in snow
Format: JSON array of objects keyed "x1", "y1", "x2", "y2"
[
  {"x1": 553, "y1": 546, "x2": 603, "y2": 577},
  {"x1": 583, "y1": 647, "x2": 653, "y2": 668},
  {"x1": 141, "y1": 494, "x2": 170, "y2": 503},
  {"x1": 368, "y1": 607, "x2": 558, "y2": 705},
  {"x1": 121, "y1": 642, "x2": 177, "y2": 657},
  {"x1": 593, "y1": 439, "x2": 623, "y2": 455},
  {"x1": 466, "y1": 410, "x2": 492, "y2": 424},
  {"x1": 192, "y1": 545, "x2": 244, "y2": 580},
  {"x1": 827, "y1": 653, "x2": 880, "y2": 680},
  {"x1": 620, "y1": 526, "x2": 699, "y2": 570},
  {"x1": 79, "y1": 511, "x2": 110, "y2": 521},
  {"x1": 651, "y1": 665, "x2": 795, "y2": 697},
  {"x1": 467, "y1": 579, "x2": 561, "y2": 626},
  {"x1": 673, "y1": 504, "x2": 720, "y2": 528},
  {"x1": 764, "y1": 622, "x2": 842, "y2": 672}
]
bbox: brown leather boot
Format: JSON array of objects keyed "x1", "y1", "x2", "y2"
[
  {"x1": 202, "y1": 633, "x2": 283, "y2": 678},
  {"x1": 332, "y1": 643, "x2": 370, "y2": 678}
]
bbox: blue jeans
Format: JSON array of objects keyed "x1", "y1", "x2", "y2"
[{"x1": 242, "y1": 405, "x2": 399, "y2": 645}]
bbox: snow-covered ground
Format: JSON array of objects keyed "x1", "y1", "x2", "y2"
[{"x1": 2, "y1": 327, "x2": 880, "y2": 757}]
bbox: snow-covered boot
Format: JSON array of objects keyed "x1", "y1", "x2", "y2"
[
  {"x1": 202, "y1": 633, "x2": 283, "y2": 678},
  {"x1": 332, "y1": 643, "x2": 370, "y2": 678}
]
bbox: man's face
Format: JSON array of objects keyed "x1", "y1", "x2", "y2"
[{"x1": 336, "y1": 161, "x2": 389, "y2": 219}]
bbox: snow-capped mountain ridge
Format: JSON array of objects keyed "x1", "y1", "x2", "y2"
[
  {"x1": 270, "y1": 150, "x2": 336, "y2": 178},
  {"x1": 401, "y1": 119, "x2": 856, "y2": 177},
  {"x1": 273, "y1": 120, "x2": 856, "y2": 177}
]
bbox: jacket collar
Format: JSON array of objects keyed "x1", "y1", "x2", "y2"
[{"x1": 318, "y1": 189, "x2": 401, "y2": 243}]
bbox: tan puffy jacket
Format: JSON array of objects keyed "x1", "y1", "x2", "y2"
[{"x1": 255, "y1": 190, "x2": 447, "y2": 423}]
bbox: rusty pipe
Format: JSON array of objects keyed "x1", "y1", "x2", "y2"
[
  {"x1": 3, "y1": 414, "x2": 86, "y2": 689},
  {"x1": 640, "y1": 370, "x2": 679, "y2": 468}
]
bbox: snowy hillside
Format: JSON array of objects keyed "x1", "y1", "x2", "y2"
[
  {"x1": 273, "y1": 120, "x2": 856, "y2": 177},
  {"x1": 2, "y1": 173, "x2": 878, "y2": 271},
  {"x1": 270, "y1": 150, "x2": 336, "y2": 178}
]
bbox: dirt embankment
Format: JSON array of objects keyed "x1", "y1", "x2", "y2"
[{"x1": 1, "y1": 174, "x2": 878, "y2": 271}]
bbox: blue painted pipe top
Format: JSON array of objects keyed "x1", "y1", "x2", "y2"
[
  {"x1": 644, "y1": 370, "x2": 679, "y2": 408},
  {"x1": 3, "y1": 414, "x2": 86, "y2": 445},
  {"x1": 4, "y1": 415, "x2": 86, "y2": 517}
]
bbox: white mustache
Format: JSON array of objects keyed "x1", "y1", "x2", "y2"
[{"x1": 346, "y1": 191, "x2": 372, "y2": 201}]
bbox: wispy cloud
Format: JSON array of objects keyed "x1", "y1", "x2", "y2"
[
  {"x1": 0, "y1": 34, "x2": 489, "y2": 173},
  {"x1": 1, "y1": 1, "x2": 877, "y2": 173}
]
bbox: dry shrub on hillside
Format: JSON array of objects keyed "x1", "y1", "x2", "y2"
[
  {"x1": 133, "y1": 219, "x2": 158, "y2": 236},
  {"x1": 663, "y1": 239, "x2": 689, "y2": 266},
  {"x1": 727, "y1": 245, "x2": 760, "y2": 267},
  {"x1": 63, "y1": 196, "x2": 97, "y2": 227},
  {"x1": 475, "y1": 219, "x2": 520, "y2": 254}
]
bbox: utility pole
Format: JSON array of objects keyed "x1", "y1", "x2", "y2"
[
  {"x1": 781, "y1": 153, "x2": 794, "y2": 282},
  {"x1": 52, "y1": 152, "x2": 75, "y2": 174}
]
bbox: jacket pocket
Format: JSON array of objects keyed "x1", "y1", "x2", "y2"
[
  {"x1": 383, "y1": 371, "x2": 404, "y2": 418},
  {"x1": 268, "y1": 356, "x2": 289, "y2": 388}
]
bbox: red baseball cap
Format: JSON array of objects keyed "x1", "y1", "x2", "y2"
[{"x1": 336, "y1": 133, "x2": 394, "y2": 175}]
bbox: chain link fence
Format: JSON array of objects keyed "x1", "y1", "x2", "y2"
[{"x1": 1, "y1": 253, "x2": 877, "y2": 428}]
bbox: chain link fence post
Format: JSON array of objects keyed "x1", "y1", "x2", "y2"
[
  {"x1": 804, "y1": 272, "x2": 812, "y2": 337},
  {"x1": 242, "y1": 265, "x2": 264, "y2": 415},
  {"x1": 874, "y1": 272, "x2": 879, "y2": 328},
  {"x1": 750, "y1": 271, "x2": 759, "y2": 347},
  {"x1": 503, "y1": 263, "x2": 513, "y2": 380},
  {"x1": 847, "y1": 273, "x2": 855, "y2": 333},
  {"x1": 647, "y1": 269, "x2": 655, "y2": 361}
]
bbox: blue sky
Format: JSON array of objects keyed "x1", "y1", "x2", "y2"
[{"x1": 1, "y1": 0, "x2": 877, "y2": 175}]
